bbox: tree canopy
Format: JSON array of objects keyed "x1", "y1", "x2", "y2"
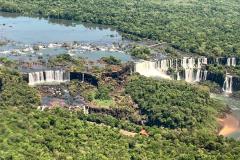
[
  {"x1": 125, "y1": 75, "x2": 225, "y2": 129},
  {"x1": 0, "y1": 69, "x2": 240, "y2": 159}
]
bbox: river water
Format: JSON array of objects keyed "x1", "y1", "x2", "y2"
[
  {"x1": 0, "y1": 12, "x2": 121, "y2": 44},
  {"x1": 0, "y1": 12, "x2": 132, "y2": 62},
  {"x1": 211, "y1": 94, "x2": 240, "y2": 139}
]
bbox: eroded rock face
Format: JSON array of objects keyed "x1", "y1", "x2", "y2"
[{"x1": 70, "y1": 72, "x2": 98, "y2": 86}]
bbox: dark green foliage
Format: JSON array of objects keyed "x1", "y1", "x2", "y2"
[
  {"x1": 48, "y1": 53, "x2": 74, "y2": 66},
  {"x1": 0, "y1": 57, "x2": 12, "y2": 65},
  {"x1": 0, "y1": 106, "x2": 240, "y2": 159},
  {"x1": 77, "y1": 113, "x2": 142, "y2": 132},
  {"x1": 126, "y1": 76, "x2": 224, "y2": 129},
  {"x1": 208, "y1": 64, "x2": 240, "y2": 77},
  {"x1": 48, "y1": 53, "x2": 84, "y2": 71},
  {"x1": 200, "y1": 81, "x2": 222, "y2": 94},
  {"x1": 1, "y1": 0, "x2": 240, "y2": 56},
  {"x1": 0, "y1": 69, "x2": 240, "y2": 159},
  {"x1": 0, "y1": 68, "x2": 40, "y2": 107},
  {"x1": 54, "y1": 53, "x2": 72, "y2": 61},
  {"x1": 95, "y1": 84, "x2": 111, "y2": 100},
  {"x1": 0, "y1": 57, "x2": 17, "y2": 68},
  {"x1": 129, "y1": 45, "x2": 151, "y2": 59},
  {"x1": 207, "y1": 64, "x2": 226, "y2": 74},
  {"x1": 102, "y1": 56, "x2": 121, "y2": 65}
]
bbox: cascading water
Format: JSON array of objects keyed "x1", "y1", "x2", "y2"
[
  {"x1": 203, "y1": 57, "x2": 208, "y2": 65},
  {"x1": 195, "y1": 57, "x2": 204, "y2": 82},
  {"x1": 223, "y1": 74, "x2": 233, "y2": 94},
  {"x1": 134, "y1": 56, "x2": 237, "y2": 91},
  {"x1": 227, "y1": 57, "x2": 236, "y2": 67},
  {"x1": 182, "y1": 57, "x2": 195, "y2": 83},
  {"x1": 28, "y1": 70, "x2": 70, "y2": 85},
  {"x1": 177, "y1": 72, "x2": 181, "y2": 80},
  {"x1": 195, "y1": 69, "x2": 202, "y2": 82},
  {"x1": 227, "y1": 58, "x2": 231, "y2": 66},
  {"x1": 134, "y1": 60, "x2": 171, "y2": 79},
  {"x1": 203, "y1": 70, "x2": 208, "y2": 81},
  {"x1": 216, "y1": 58, "x2": 219, "y2": 65},
  {"x1": 169, "y1": 59, "x2": 173, "y2": 68},
  {"x1": 45, "y1": 70, "x2": 55, "y2": 82},
  {"x1": 160, "y1": 59, "x2": 168, "y2": 72},
  {"x1": 197, "y1": 58, "x2": 201, "y2": 69},
  {"x1": 182, "y1": 57, "x2": 188, "y2": 68},
  {"x1": 232, "y1": 57, "x2": 236, "y2": 67},
  {"x1": 28, "y1": 71, "x2": 45, "y2": 85},
  {"x1": 185, "y1": 68, "x2": 194, "y2": 82}
]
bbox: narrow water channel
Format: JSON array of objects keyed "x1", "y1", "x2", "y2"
[{"x1": 211, "y1": 94, "x2": 240, "y2": 139}]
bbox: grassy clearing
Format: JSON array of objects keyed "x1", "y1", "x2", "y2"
[{"x1": 92, "y1": 99, "x2": 116, "y2": 108}]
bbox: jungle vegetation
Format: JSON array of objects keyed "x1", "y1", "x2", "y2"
[
  {"x1": 125, "y1": 75, "x2": 226, "y2": 129},
  {"x1": 48, "y1": 53, "x2": 85, "y2": 72},
  {"x1": 1, "y1": 0, "x2": 240, "y2": 56},
  {"x1": 101, "y1": 56, "x2": 121, "y2": 65},
  {"x1": 0, "y1": 0, "x2": 240, "y2": 158},
  {"x1": 0, "y1": 69, "x2": 240, "y2": 159},
  {"x1": 0, "y1": 68, "x2": 40, "y2": 107},
  {"x1": 129, "y1": 45, "x2": 151, "y2": 60}
]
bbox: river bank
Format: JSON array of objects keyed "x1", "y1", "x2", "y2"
[{"x1": 218, "y1": 114, "x2": 240, "y2": 137}]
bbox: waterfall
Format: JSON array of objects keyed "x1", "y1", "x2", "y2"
[
  {"x1": 227, "y1": 57, "x2": 236, "y2": 67},
  {"x1": 181, "y1": 57, "x2": 195, "y2": 83},
  {"x1": 223, "y1": 74, "x2": 233, "y2": 94},
  {"x1": 188, "y1": 58, "x2": 195, "y2": 68},
  {"x1": 232, "y1": 57, "x2": 236, "y2": 67},
  {"x1": 28, "y1": 70, "x2": 70, "y2": 85},
  {"x1": 195, "y1": 69, "x2": 208, "y2": 82},
  {"x1": 182, "y1": 57, "x2": 188, "y2": 68},
  {"x1": 169, "y1": 59, "x2": 173, "y2": 68},
  {"x1": 203, "y1": 70, "x2": 208, "y2": 81},
  {"x1": 177, "y1": 72, "x2": 181, "y2": 80},
  {"x1": 195, "y1": 69, "x2": 201, "y2": 82},
  {"x1": 216, "y1": 58, "x2": 219, "y2": 65},
  {"x1": 28, "y1": 71, "x2": 45, "y2": 85},
  {"x1": 45, "y1": 70, "x2": 55, "y2": 82},
  {"x1": 227, "y1": 58, "x2": 231, "y2": 66},
  {"x1": 135, "y1": 60, "x2": 171, "y2": 79},
  {"x1": 203, "y1": 57, "x2": 208, "y2": 65},
  {"x1": 133, "y1": 56, "x2": 240, "y2": 94},
  {"x1": 185, "y1": 68, "x2": 194, "y2": 82},
  {"x1": 53, "y1": 70, "x2": 65, "y2": 82},
  {"x1": 82, "y1": 73, "x2": 85, "y2": 82},
  {"x1": 197, "y1": 58, "x2": 201, "y2": 68},
  {"x1": 134, "y1": 56, "x2": 226, "y2": 84},
  {"x1": 160, "y1": 59, "x2": 168, "y2": 72}
]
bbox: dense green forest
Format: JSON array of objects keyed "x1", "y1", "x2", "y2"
[
  {"x1": 0, "y1": 68, "x2": 40, "y2": 107},
  {"x1": 1, "y1": 0, "x2": 240, "y2": 56},
  {"x1": 2, "y1": 105, "x2": 240, "y2": 159},
  {"x1": 1, "y1": 0, "x2": 240, "y2": 158},
  {"x1": 1, "y1": 68, "x2": 240, "y2": 159},
  {"x1": 125, "y1": 75, "x2": 225, "y2": 129}
]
